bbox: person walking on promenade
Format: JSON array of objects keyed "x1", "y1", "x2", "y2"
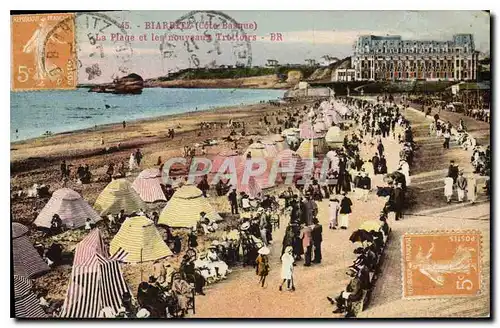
[
  {"x1": 443, "y1": 129, "x2": 451, "y2": 149},
  {"x1": 228, "y1": 188, "x2": 239, "y2": 214},
  {"x1": 328, "y1": 198, "x2": 340, "y2": 229},
  {"x1": 311, "y1": 218, "x2": 323, "y2": 264},
  {"x1": 279, "y1": 246, "x2": 295, "y2": 292},
  {"x1": 256, "y1": 247, "x2": 270, "y2": 288},
  {"x1": 300, "y1": 224, "x2": 313, "y2": 266},
  {"x1": 447, "y1": 160, "x2": 459, "y2": 184},
  {"x1": 338, "y1": 192, "x2": 353, "y2": 229},
  {"x1": 456, "y1": 171, "x2": 468, "y2": 202},
  {"x1": 468, "y1": 174, "x2": 477, "y2": 204},
  {"x1": 444, "y1": 176, "x2": 454, "y2": 203}
]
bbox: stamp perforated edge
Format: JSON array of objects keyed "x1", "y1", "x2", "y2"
[{"x1": 401, "y1": 229, "x2": 484, "y2": 300}]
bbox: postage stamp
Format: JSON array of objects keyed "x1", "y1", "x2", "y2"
[
  {"x1": 402, "y1": 230, "x2": 482, "y2": 299},
  {"x1": 11, "y1": 13, "x2": 77, "y2": 91}
]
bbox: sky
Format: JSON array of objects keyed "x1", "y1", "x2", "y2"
[{"x1": 75, "y1": 10, "x2": 490, "y2": 83}]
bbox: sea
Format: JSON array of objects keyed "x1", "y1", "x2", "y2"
[{"x1": 10, "y1": 88, "x2": 284, "y2": 141}]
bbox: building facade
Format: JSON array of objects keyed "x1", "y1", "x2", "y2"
[
  {"x1": 332, "y1": 68, "x2": 356, "y2": 82},
  {"x1": 351, "y1": 34, "x2": 479, "y2": 81}
]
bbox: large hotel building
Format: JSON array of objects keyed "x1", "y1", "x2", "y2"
[{"x1": 350, "y1": 34, "x2": 479, "y2": 81}]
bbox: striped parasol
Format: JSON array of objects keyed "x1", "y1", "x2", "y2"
[
  {"x1": 110, "y1": 216, "x2": 172, "y2": 263},
  {"x1": 158, "y1": 185, "x2": 222, "y2": 228},
  {"x1": 94, "y1": 179, "x2": 146, "y2": 216},
  {"x1": 132, "y1": 168, "x2": 167, "y2": 203},
  {"x1": 60, "y1": 253, "x2": 130, "y2": 318},
  {"x1": 12, "y1": 223, "x2": 50, "y2": 278},
  {"x1": 73, "y1": 228, "x2": 108, "y2": 266},
  {"x1": 13, "y1": 275, "x2": 47, "y2": 318},
  {"x1": 34, "y1": 188, "x2": 102, "y2": 229}
]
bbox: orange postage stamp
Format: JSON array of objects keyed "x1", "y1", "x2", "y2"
[
  {"x1": 402, "y1": 230, "x2": 482, "y2": 299},
  {"x1": 11, "y1": 13, "x2": 77, "y2": 91}
]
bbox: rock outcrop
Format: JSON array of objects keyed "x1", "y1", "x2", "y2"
[{"x1": 89, "y1": 73, "x2": 144, "y2": 94}]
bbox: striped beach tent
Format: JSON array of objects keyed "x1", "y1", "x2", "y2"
[
  {"x1": 12, "y1": 223, "x2": 50, "y2": 278},
  {"x1": 132, "y1": 168, "x2": 167, "y2": 203},
  {"x1": 94, "y1": 179, "x2": 146, "y2": 216},
  {"x1": 235, "y1": 158, "x2": 280, "y2": 191},
  {"x1": 34, "y1": 188, "x2": 102, "y2": 229},
  {"x1": 60, "y1": 253, "x2": 130, "y2": 318},
  {"x1": 211, "y1": 149, "x2": 240, "y2": 174},
  {"x1": 159, "y1": 185, "x2": 222, "y2": 228},
  {"x1": 73, "y1": 228, "x2": 108, "y2": 266},
  {"x1": 13, "y1": 275, "x2": 47, "y2": 318},
  {"x1": 110, "y1": 216, "x2": 172, "y2": 263},
  {"x1": 296, "y1": 138, "x2": 328, "y2": 160},
  {"x1": 276, "y1": 149, "x2": 306, "y2": 176}
]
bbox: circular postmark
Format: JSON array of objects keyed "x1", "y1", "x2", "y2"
[
  {"x1": 159, "y1": 10, "x2": 252, "y2": 74},
  {"x1": 74, "y1": 12, "x2": 134, "y2": 82},
  {"x1": 40, "y1": 15, "x2": 77, "y2": 88}
]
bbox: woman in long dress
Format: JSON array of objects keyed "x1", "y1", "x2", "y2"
[
  {"x1": 444, "y1": 177, "x2": 454, "y2": 203},
  {"x1": 468, "y1": 175, "x2": 477, "y2": 204},
  {"x1": 328, "y1": 198, "x2": 340, "y2": 229},
  {"x1": 399, "y1": 160, "x2": 411, "y2": 186},
  {"x1": 129, "y1": 153, "x2": 137, "y2": 171},
  {"x1": 279, "y1": 246, "x2": 295, "y2": 291}
]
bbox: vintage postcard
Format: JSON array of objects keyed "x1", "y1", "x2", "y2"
[{"x1": 10, "y1": 10, "x2": 490, "y2": 319}]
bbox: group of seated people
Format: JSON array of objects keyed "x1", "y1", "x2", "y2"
[{"x1": 327, "y1": 213, "x2": 391, "y2": 317}]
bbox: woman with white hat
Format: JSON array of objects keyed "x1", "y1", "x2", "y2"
[
  {"x1": 256, "y1": 246, "x2": 270, "y2": 287},
  {"x1": 207, "y1": 241, "x2": 230, "y2": 279},
  {"x1": 279, "y1": 246, "x2": 295, "y2": 291}
]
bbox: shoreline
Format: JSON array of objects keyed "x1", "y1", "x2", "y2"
[{"x1": 11, "y1": 92, "x2": 285, "y2": 145}]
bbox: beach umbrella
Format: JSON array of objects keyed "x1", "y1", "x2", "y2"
[
  {"x1": 34, "y1": 188, "x2": 102, "y2": 229},
  {"x1": 359, "y1": 220, "x2": 382, "y2": 232},
  {"x1": 110, "y1": 216, "x2": 172, "y2": 263},
  {"x1": 158, "y1": 185, "x2": 222, "y2": 228},
  {"x1": 13, "y1": 275, "x2": 47, "y2": 318},
  {"x1": 349, "y1": 229, "x2": 374, "y2": 243},
  {"x1": 258, "y1": 246, "x2": 270, "y2": 255},
  {"x1": 94, "y1": 179, "x2": 146, "y2": 216},
  {"x1": 132, "y1": 168, "x2": 167, "y2": 203},
  {"x1": 12, "y1": 222, "x2": 50, "y2": 278}
]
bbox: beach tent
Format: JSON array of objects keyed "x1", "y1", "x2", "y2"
[
  {"x1": 266, "y1": 134, "x2": 289, "y2": 152},
  {"x1": 60, "y1": 229, "x2": 130, "y2": 318},
  {"x1": 313, "y1": 120, "x2": 328, "y2": 133},
  {"x1": 110, "y1": 216, "x2": 172, "y2": 263},
  {"x1": 13, "y1": 275, "x2": 47, "y2": 318},
  {"x1": 211, "y1": 149, "x2": 240, "y2": 174},
  {"x1": 260, "y1": 140, "x2": 280, "y2": 158},
  {"x1": 296, "y1": 138, "x2": 328, "y2": 160},
  {"x1": 237, "y1": 158, "x2": 282, "y2": 190},
  {"x1": 12, "y1": 222, "x2": 50, "y2": 278},
  {"x1": 244, "y1": 142, "x2": 276, "y2": 158},
  {"x1": 34, "y1": 188, "x2": 102, "y2": 229},
  {"x1": 325, "y1": 126, "x2": 344, "y2": 146},
  {"x1": 132, "y1": 168, "x2": 167, "y2": 203},
  {"x1": 276, "y1": 149, "x2": 306, "y2": 177},
  {"x1": 94, "y1": 179, "x2": 146, "y2": 216},
  {"x1": 158, "y1": 185, "x2": 222, "y2": 228}
]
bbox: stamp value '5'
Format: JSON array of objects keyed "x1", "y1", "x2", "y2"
[
  {"x1": 402, "y1": 230, "x2": 482, "y2": 299},
  {"x1": 11, "y1": 13, "x2": 77, "y2": 91}
]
